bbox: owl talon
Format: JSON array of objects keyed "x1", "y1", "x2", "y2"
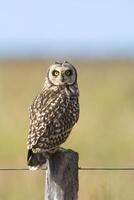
[{"x1": 28, "y1": 166, "x2": 40, "y2": 171}]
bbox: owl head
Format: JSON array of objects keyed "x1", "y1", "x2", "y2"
[{"x1": 47, "y1": 61, "x2": 77, "y2": 86}]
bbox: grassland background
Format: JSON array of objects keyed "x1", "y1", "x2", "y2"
[{"x1": 0, "y1": 59, "x2": 134, "y2": 200}]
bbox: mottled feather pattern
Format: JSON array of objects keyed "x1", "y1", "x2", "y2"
[{"x1": 27, "y1": 86, "x2": 79, "y2": 151}]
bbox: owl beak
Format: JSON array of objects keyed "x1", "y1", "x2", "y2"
[{"x1": 60, "y1": 75, "x2": 65, "y2": 82}]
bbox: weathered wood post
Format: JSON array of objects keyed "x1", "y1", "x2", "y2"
[{"x1": 45, "y1": 149, "x2": 79, "y2": 200}]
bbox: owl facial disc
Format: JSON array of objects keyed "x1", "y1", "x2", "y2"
[{"x1": 47, "y1": 61, "x2": 77, "y2": 86}]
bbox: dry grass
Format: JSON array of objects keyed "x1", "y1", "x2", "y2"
[{"x1": 0, "y1": 59, "x2": 134, "y2": 199}]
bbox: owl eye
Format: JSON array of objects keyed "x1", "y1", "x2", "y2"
[
  {"x1": 52, "y1": 70, "x2": 59, "y2": 76},
  {"x1": 65, "y1": 70, "x2": 73, "y2": 76}
]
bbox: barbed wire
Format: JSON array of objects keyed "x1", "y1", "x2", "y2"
[
  {"x1": 0, "y1": 167, "x2": 134, "y2": 171},
  {"x1": 78, "y1": 167, "x2": 134, "y2": 171}
]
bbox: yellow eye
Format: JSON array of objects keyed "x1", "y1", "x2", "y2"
[
  {"x1": 52, "y1": 70, "x2": 59, "y2": 76},
  {"x1": 65, "y1": 70, "x2": 73, "y2": 76}
]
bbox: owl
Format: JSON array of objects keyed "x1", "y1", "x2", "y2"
[{"x1": 27, "y1": 61, "x2": 79, "y2": 170}]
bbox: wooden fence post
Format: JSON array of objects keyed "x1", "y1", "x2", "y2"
[{"x1": 45, "y1": 149, "x2": 79, "y2": 200}]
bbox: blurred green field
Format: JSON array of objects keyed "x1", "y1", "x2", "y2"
[{"x1": 0, "y1": 59, "x2": 134, "y2": 200}]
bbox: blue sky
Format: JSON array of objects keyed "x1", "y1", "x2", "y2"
[{"x1": 0, "y1": 0, "x2": 134, "y2": 58}]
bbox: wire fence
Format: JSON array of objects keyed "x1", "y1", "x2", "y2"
[{"x1": 1, "y1": 167, "x2": 134, "y2": 171}]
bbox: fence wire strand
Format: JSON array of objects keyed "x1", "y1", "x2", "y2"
[{"x1": 1, "y1": 167, "x2": 134, "y2": 171}]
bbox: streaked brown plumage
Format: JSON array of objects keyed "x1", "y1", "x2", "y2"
[{"x1": 27, "y1": 61, "x2": 79, "y2": 170}]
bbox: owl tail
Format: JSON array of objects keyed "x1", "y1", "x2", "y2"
[{"x1": 27, "y1": 149, "x2": 48, "y2": 170}]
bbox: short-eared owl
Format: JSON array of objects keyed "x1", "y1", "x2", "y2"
[{"x1": 27, "y1": 61, "x2": 79, "y2": 170}]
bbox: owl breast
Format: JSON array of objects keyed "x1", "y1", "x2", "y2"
[{"x1": 27, "y1": 86, "x2": 79, "y2": 152}]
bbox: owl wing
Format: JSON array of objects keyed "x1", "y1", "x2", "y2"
[{"x1": 27, "y1": 89, "x2": 75, "y2": 150}]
